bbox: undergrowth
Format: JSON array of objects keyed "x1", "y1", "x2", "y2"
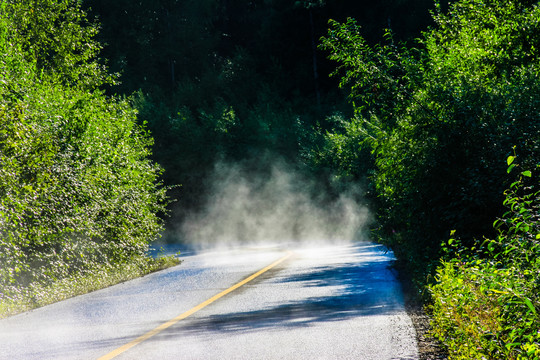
[
  {"x1": 0, "y1": 254, "x2": 180, "y2": 319},
  {"x1": 430, "y1": 155, "x2": 540, "y2": 359}
]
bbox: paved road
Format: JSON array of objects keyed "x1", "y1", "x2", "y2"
[{"x1": 0, "y1": 242, "x2": 418, "y2": 359}]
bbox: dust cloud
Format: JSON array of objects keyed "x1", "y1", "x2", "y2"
[{"x1": 177, "y1": 157, "x2": 371, "y2": 251}]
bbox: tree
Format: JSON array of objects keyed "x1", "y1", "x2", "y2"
[
  {"x1": 6, "y1": 0, "x2": 111, "y2": 88},
  {"x1": 0, "y1": 0, "x2": 168, "y2": 290},
  {"x1": 319, "y1": 0, "x2": 540, "y2": 270}
]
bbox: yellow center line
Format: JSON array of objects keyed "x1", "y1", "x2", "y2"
[{"x1": 97, "y1": 251, "x2": 294, "y2": 360}]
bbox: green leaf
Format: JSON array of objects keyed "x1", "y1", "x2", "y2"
[
  {"x1": 489, "y1": 288, "x2": 509, "y2": 295},
  {"x1": 521, "y1": 170, "x2": 532, "y2": 177},
  {"x1": 523, "y1": 297, "x2": 537, "y2": 315},
  {"x1": 507, "y1": 155, "x2": 515, "y2": 166}
]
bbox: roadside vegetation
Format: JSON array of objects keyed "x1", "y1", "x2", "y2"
[
  {"x1": 430, "y1": 160, "x2": 539, "y2": 359},
  {"x1": 0, "y1": 254, "x2": 178, "y2": 318},
  {"x1": 318, "y1": 0, "x2": 540, "y2": 357},
  {"x1": 0, "y1": 0, "x2": 176, "y2": 318},
  {"x1": 1, "y1": 0, "x2": 539, "y2": 357}
]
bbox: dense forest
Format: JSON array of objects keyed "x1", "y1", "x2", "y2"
[
  {"x1": 83, "y1": 0, "x2": 437, "y2": 217},
  {"x1": 1, "y1": 0, "x2": 539, "y2": 357}
]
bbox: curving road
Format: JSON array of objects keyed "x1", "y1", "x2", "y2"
[{"x1": 0, "y1": 242, "x2": 418, "y2": 359}]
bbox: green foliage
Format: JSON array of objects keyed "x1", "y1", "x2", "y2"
[
  {"x1": 81, "y1": 0, "x2": 436, "y2": 206},
  {"x1": 0, "y1": 1, "x2": 168, "y2": 297},
  {"x1": 5, "y1": 0, "x2": 111, "y2": 88},
  {"x1": 307, "y1": 113, "x2": 374, "y2": 185},
  {"x1": 430, "y1": 159, "x2": 540, "y2": 359},
  {"x1": 318, "y1": 0, "x2": 540, "y2": 282},
  {"x1": 134, "y1": 86, "x2": 308, "y2": 216},
  {"x1": 80, "y1": 0, "x2": 321, "y2": 213},
  {"x1": 430, "y1": 261, "x2": 539, "y2": 359},
  {"x1": 0, "y1": 254, "x2": 180, "y2": 319}
]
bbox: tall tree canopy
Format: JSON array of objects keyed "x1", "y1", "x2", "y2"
[{"x1": 318, "y1": 0, "x2": 540, "y2": 267}]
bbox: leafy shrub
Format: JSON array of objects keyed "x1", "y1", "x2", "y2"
[
  {"x1": 0, "y1": 253, "x2": 179, "y2": 318},
  {"x1": 318, "y1": 0, "x2": 540, "y2": 286},
  {"x1": 0, "y1": 1, "x2": 168, "y2": 296},
  {"x1": 430, "y1": 158, "x2": 540, "y2": 359},
  {"x1": 430, "y1": 261, "x2": 539, "y2": 359},
  {"x1": 6, "y1": 0, "x2": 111, "y2": 89}
]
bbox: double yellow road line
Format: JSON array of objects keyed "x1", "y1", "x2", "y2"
[{"x1": 98, "y1": 251, "x2": 293, "y2": 359}]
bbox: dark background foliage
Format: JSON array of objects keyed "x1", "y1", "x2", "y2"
[{"x1": 81, "y1": 0, "x2": 437, "y2": 224}]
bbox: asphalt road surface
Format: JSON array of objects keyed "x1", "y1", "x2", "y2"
[{"x1": 0, "y1": 242, "x2": 418, "y2": 359}]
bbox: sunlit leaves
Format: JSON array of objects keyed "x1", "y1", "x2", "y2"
[
  {"x1": 319, "y1": 0, "x2": 540, "y2": 270},
  {"x1": 431, "y1": 160, "x2": 540, "y2": 358},
  {"x1": 5, "y1": 0, "x2": 112, "y2": 89},
  {"x1": 507, "y1": 155, "x2": 515, "y2": 166},
  {"x1": 0, "y1": 2, "x2": 168, "y2": 294},
  {"x1": 321, "y1": 2, "x2": 540, "y2": 355}
]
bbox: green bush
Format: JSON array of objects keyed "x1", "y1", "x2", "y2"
[
  {"x1": 318, "y1": 1, "x2": 540, "y2": 354},
  {"x1": 5, "y1": 0, "x2": 111, "y2": 89},
  {"x1": 318, "y1": 0, "x2": 540, "y2": 285},
  {"x1": 0, "y1": 253, "x2": 179, "y2": 318},
  {"x1": 430, "y1": 261, "x2": 539, "y2": 359},
  {"x1": 430, "y1": 158, "x2": 540, "y2": 359},
  {"x1": 0, "y1": 1, "x2": 168, "y2": 295}
]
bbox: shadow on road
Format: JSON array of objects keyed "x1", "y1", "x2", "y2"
[{"x1": 155, "y1": 243, "x2": 405, "y2": 337}]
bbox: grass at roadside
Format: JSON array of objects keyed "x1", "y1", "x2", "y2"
[{"x1": 0, "y1": 255, "x2": 180, "y2": 319}]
